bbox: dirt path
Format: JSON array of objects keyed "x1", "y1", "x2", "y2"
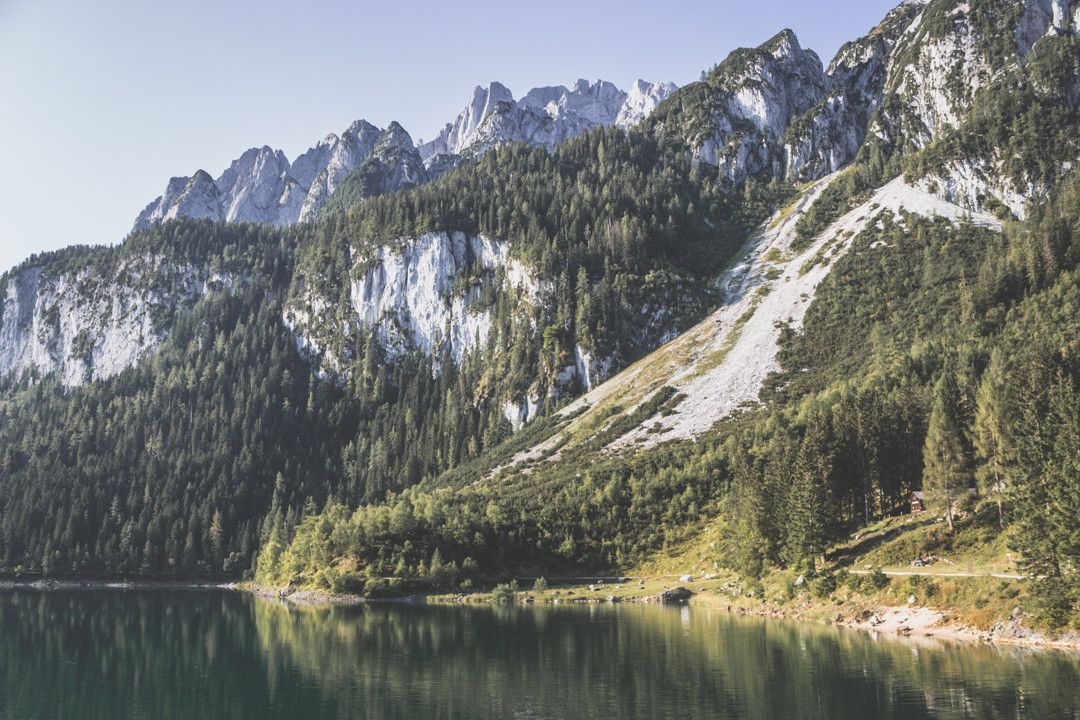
[{"x1": 849, "y1": 569, "x2": 1026, "y2": 580}]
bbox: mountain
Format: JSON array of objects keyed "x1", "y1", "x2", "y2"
[
  {"x1": 416, "y1": 78, "x2": 678, "y2": 169},
  {"x1": 645, "y1": 29, "x2": 829, "y2": 182},
  {"x1": 134, "y1": 78, "x2": 677, "y2": 233},
  {"x1": 133, "y1": 120, "x2": 424, "y2": 231},
  {"x1": 784, "y1": 1, "x2": 923, "y2": 181},
  {"x1": 1, "y1": 0, "x2": 1078, "y2": 623},
  {"x1": 255, "y1": 0, "x2": 1080, "y2": 599}
]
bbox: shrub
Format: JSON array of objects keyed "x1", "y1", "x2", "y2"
[
  {"x1": 330, "y1": 572, "x2": 366, "y2": 595},
  {"x1": 533, "y1": 577, "x2": 548, "y2": 593},
  {"x1": 810, "y1": 572, "x2": 837, "y2": 599},
  {"x1": 996, "y1": 581, "x2": 1019, "y2": 600},
  {"x1": 1027, "y1": 578, "x2": 1078, "y2": 629},
  {"x1": 867, "y1": 569, "x2": 890, "y2": 591},
  {"x1": 492, "y1": 580, "x2": 520, "y2": 604}
]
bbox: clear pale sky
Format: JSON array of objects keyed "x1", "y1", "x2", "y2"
[{"x1": 0, "y1": 0, "x2": 901, "y2": 274}]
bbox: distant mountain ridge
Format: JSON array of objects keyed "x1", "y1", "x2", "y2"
[
  {"x1": 132, "y1": 120, "x2": 426, "y2": 231},
  {"x1": 416, "y1": 78, "x2": 678, "y2": 167},
  {"x1": 132, "y1": 78, "x2": 678, "y2": 233}
]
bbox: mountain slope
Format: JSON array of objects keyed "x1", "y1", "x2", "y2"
[
  {"x1": 538, "y1": 175, "x2": 1002, "y2": 457},
  {"x1": 256, "y1": 1, "x2": 1080, "y2": 617},
  {"x1": 1, "y1": 0, "x2": 1079, "y2": 611}
]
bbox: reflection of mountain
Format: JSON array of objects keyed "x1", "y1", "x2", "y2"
[{"x1": 2, "y1": 588, "x2": 1078, "y2": 719}]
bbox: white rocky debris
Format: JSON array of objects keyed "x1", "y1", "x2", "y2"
[
  {"x1": 552, "y1": 174, "x2": 1002, "y2": 452},
  {"x1": 916, "y1": 157, "x2": 1036, "y2": 219},
  {"x1": 640, "y1": 177, "x2": 1000, "y2": 445}
]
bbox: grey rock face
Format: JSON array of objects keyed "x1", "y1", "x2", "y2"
[
  {"x1": 1017, "y1": 0, "x2": 1073, "y2": 54},
  {"x1": 871, "y1": 0, "x2": 1078, "y2": 217},
  {"x1": 417, "y1": 82, "x2": 515, "y2": 160},
  {"x1": 672, "y1": 29, "x2": 829, "y2": 182},
  {"x1": 785, "y1": 2, "x2": 921, "y2": 181},
  {"x1": 616, "y1": 79, "x2": 679, "y2": 128},
  {"x1": 134, "y1": 171, "x2": 223, "y2": 228},
  {"x1": 134, "y1": 118, "x2": 405, "y2": 231},
  {"x1": 297, "y1": 120, "x2": 382, "y2": 222},
  {"x1": 417, "y1": 78, "x2": 677, "y2": 166},
  {"x1": 0, "y1": 252, "x2": 237, "y2": 387}
]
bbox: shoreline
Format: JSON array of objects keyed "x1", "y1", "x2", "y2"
[
  {"x1": 0, "y1": 578, "x2": 235, "y2": 591},
  {"x1": 240, "y1": 581, "x2": 1080, "y2": 653},
  {"x1": 6, "y1": 578, "x2": 1078, "y2": 653}
]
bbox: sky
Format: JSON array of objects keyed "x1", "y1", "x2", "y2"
[{"x1": 0, "y1": 0, "x2": 901, "y2": 275}]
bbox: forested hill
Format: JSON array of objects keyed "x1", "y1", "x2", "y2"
[
  {"x1": 0, "y1": 111, "x2": 778, "y2": 576},
  {"x1": 0, "y1": 0, "x2": 1077, "y2": 631},
  {"x1": 258, "y1": 0, "x2": 1080, "y2": 622}
]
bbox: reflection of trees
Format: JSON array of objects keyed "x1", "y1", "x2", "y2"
[
  {"x1": 0, "y1": 589, "x2": 329, "y2": 719},
  {"x1": 252, "y1": 600, "x2": 1080, "y2": 720},
  {"x1": 1, "y1": 590, "x2": 1078, "y2": 719}
]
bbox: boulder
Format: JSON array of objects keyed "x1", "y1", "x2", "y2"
[{"x1": 657, "y1": 586, "x2": 694, "y2": 604}]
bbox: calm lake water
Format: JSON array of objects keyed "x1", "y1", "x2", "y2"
[{"x1": 1, "y1": 589, "x2": 1079, "y2": 719}]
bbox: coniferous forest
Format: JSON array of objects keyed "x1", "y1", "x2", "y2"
[{"x1": 0, "y1": 0, "x2": 1078, "y2": 635}]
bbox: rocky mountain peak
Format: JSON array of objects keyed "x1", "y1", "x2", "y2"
[
  {"x1": 419, "y1": 77, "x2": 677, "y2": 165},
  {"x1": 134, "y1": 116, "x2": 417, "y2": 231},
  {"x1": 417, "y1": 83, "x2": 515, "y2": 161},
  {"x1": 379, "y1": 120, "x2": 414, "y2": 148},
  {"x1": 763, "y1": 28, "x2": 803, "y2": 61},
  {"x1": 616, "y1": 79, "x2": 679, "y2": 127}
]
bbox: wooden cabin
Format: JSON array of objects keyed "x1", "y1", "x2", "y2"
[{"x1": 909, "y1": 491, "x2": 925, "y2": 515}]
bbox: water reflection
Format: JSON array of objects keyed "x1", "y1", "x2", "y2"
[{"x1": 0, "y1": 589, "x2": 1077, "y2": 719}]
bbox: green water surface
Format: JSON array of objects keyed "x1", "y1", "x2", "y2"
[{"x1": 1, "y1": 589, "x2": 1078, "y2": 719}]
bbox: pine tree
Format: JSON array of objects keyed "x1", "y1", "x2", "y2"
[
  {"x1": 1005, "y1": 353, "x2": 1080, "y2": 578},
  {"x1": 723, "y1": 445, "x2": 769, "y2": 578},
  {"x1": 209, "y1": 510, "x2": 226, "y2": 569},
  {"x1": 786, "y1": 414, "x2": 836, "y2": 570},
  {"x1": 922, "y1": 370, "x2": 972, "y2": 533},
  {"x1": 972, "y1": 353, "x2": 1007, "y2": 527}
]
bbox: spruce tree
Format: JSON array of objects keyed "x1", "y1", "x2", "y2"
[
  {"x1": 922, "y1": 370, "x2": 971, "y2": 533},
  {"x1": 972, "y1": 353, "x2": 1007, "y2": 527},
  {"x1": 786, "y1": 413, "x2": 836, "y2": 570}
]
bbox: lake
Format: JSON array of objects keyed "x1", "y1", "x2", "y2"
[{"x1": 1, "y1": 588, "x2": 1078, "y2": 719}]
